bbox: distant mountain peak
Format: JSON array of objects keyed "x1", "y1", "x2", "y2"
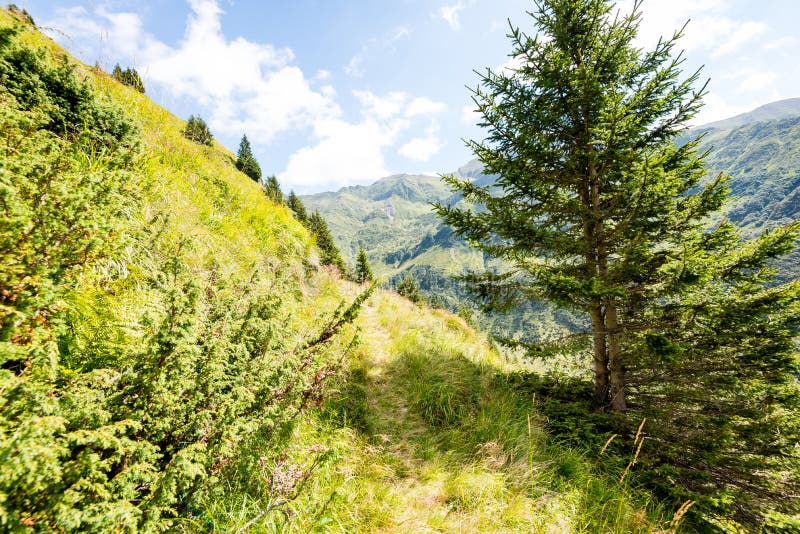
[{"x1": 699, "y1": 97, "x2": 800, "y2": 131}]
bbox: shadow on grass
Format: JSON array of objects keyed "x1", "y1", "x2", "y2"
[{"x1": 322, "y1": 332, "x2": 667, "y2": 533}]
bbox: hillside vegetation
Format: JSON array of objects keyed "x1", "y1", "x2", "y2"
[
  {"x1": 0, "y1": 9, "x2": 682, "y2": 533},
  {"x1": 304, "y1": 106, "x2": 800, "y2": 335}
]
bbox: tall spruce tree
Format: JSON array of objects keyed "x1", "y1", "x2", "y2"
[
  {"x1": 287, "y1": 190, "x2": 308, "y2": 225},
  {"x1": 435, "y1": 0, "x2": 800, "y2": 525},
  {"x1": 308, "y1": 211, "x2": 346, "y2": 273},
  {"x1": 235, "y1": 134, "x2": 262, "y2": 182},
  {"x1": 354, "y1": 247, "x2": 374, "y2": 284}
]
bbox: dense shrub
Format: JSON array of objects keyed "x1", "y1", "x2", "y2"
[
  {"x1": 0, "y1": 25, "x2": 368, "y2": 532},
  {"x1": 183, "y1": 115, "x2": 213, "y2": 146},
  {"x1": 0, "y1": 26, "x2": 135, "y2": 146}
]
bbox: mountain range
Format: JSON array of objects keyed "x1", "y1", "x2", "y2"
[{"x1": 303, "y1": 98, "x2": 800, "y2": 336}]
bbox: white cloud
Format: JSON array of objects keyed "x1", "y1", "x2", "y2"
[
  {"x1": 281, "y1": 90, "x2": 445, "y2": 189},
  {"x1": 763, "y1": 36, "x2": 797, "y2": 51},
  {"x1": 616, "y1": 0, "x2": 766, "y2": 57},
  {"x1": 47, "y1": 1, "x2": 446, "y2": 191},
  {"x1": 694, "y1": 92, "x2": 751, "y2": 126},
  {"x1": 461, "y1": 103, "x2": 480, "y2": 125},
  {"x1": 399, "y1": 125, "x2": 444, "y2": 161},
  {"x1": 344, "y1": 25, "x2": 410, "y2": 78},
  {"x1": 723, "y1": 68, "x2": 778, "y2": 95},
  {"x1": 405, "y1": 97, "x2": 447, "y2": 117},
  {"x1": 709, "y1": 21, "x2": 766, "y2": 58},
  {"x1": 344, "y1": 55, "x2": 364, "y2": 78},
  {"x1": 437, "y1": 1, "x2": 466, "y2": 31},
  {"x1": 354, "y1": 90, "x2": 408, "y2": 120},
  {"x1": 48, "y1": 0, "x2": 335, "y2": 146},
  {"x1": 280, "y1": 118, "x2": 394, "y2": 189}
]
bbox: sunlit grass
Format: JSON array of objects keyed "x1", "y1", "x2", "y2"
[
  {"x1": 3, "y1": 13, "x2": 682, "y2": 531},
  {"x1": 200, "y1": 290, "x2": 672, "y2": 533}
]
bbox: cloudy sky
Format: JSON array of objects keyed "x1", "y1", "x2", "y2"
[{"x1": 20, "y1": 0, "x2": 800, "y2": 193}]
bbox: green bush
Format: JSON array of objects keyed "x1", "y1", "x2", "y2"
[
  {"x1": 0, "y1": 26, "x2": 136, "y2": 146},
  {"x1": 183, "y1": 115, "x2": 213, "y2": 146},
  {"x1": 0, "y1": 26, "x2": 369, "y2": 532}
]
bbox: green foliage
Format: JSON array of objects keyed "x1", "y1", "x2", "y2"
[
  {"x1": 111, "y1": 64, "x2": 145, "y2": 93},
  {"x1": 263, "y1": 175, "x2": 283, "y2": 204},
  {"x1": 354, "y1": 247, "x2": 374, "y2": 284},
  {"x1": 308, "y1": 211, "x2": 346, "y2": 273},
  {"x1": 433, "y1": 0, "x2": 800, "y2": 527},
  {"x1": 0, "y1": 26, "x2": 136, "y2": 146},
  {"x1": 0, "y1": 43, "x2": 149, "y2": 529},
  {"x1": 0, "y1": 20, "x2": 369, "y2": 532},
  {"x1": 287, "y1": 190, "x2": 308, "y2": 226},
  {"x1": 235, "y1": 134, "x2": 262, "y2": 182},
  {"x1": 396, "y1": 273, "x2": 422, "y2": 304},
  {"x1": 183, "y1": 114, "x2": 213, "y2": 146}
]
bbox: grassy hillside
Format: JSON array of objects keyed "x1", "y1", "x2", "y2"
[
  {"x1": 204, "y1": 289, "x2": 675, "y2": 532},
  {"x1": 0, "y1": 9, "x2": 683, "y2": 533}
]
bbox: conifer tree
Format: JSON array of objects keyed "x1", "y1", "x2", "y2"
[
  {"x1": 112, "y1": 64, "x2": 145, "y2": 93},
  {"x1": 235, "y1": 134, "x2": 262, "y2": 182},
  {"x1": 354, "y1": 247, "x2": 374, "y2": 284},
  {"x1": 263, "y1": 175, "x2": 284, "y2": 204},
  {"x1": 435, "y1": 0, "x2": 800, "y2": 524},
  {"x1": 287, "y1": 190, "x2": 308, "y2": 224},
  {"x1": 183, "y1": 115, "x2": 213, "y2": 145},
  {"x1": 308, "y1": 211, "x2": 346, "y2": 272},
  {"x1": 396, "y1": 273, "x2": 422, "y2": 304}
]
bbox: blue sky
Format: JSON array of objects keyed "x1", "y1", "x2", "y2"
[{"x1": 19, "y1": 0, "x2": 800, "y2": 193}]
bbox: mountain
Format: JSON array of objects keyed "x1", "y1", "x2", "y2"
[
  {"x1": 1, "y1": 8, "x2": 671, "y2": 532},
  {"x1": 304, "y1": 98, "x2": 800, "y2": 334},
  {"x1": 698, "y1": 97, "x2": 800, "y2": 131}
]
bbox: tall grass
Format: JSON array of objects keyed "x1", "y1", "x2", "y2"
[{"x1": 200, "y1": 291, "x2": 675, "y2": 533}]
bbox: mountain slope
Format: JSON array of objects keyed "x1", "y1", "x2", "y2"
[
  {"x1": 0, "y1": 10, "x2": 672, "y2": 532},
  {"x1": 305, "y1": 100, "x2": 800, "y2": 325},
  {"x1": 699, "y1": 97, "x2": 800, "y2": 131}
]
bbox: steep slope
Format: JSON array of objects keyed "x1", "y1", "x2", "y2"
[
  {"x1": 0, "y1": 10, "x2": 359, "y2": 531},
  {"x1": 0, "y1": 10, "x2": 674, "y2": 533}
]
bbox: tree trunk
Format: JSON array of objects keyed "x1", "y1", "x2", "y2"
[
  {"x1": 606, "y1": 300, "x2": 627, "y2": 411},
  {"x1": 589, "y1": 304, "x2": 609, "y2": 404}
]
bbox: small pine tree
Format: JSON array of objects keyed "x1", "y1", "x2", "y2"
[
  {"x1": 308, "y1": 211, "x2": 346, "y2": 273},
  {"x1": 235, "y1": 134, "x2": 262, "y2": 182},
  {"x1": 287, "y1": 191, "x2": 308, "y2": 225},
  {"x1": 183, "y1": 115, "x2": 213, "y2": 146},
  {"x1": 354, "y1": 247, "x2": 374, "y2": 284},
  {"x1": 263, "y1": 175, "x2": 284, "y2": 204},
  {"x1": 396, "y1": 273, "x2": 422, "y2": 303},
  {"x1": 111, "y1": 64, "x2": 145, "y2": 93}
]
